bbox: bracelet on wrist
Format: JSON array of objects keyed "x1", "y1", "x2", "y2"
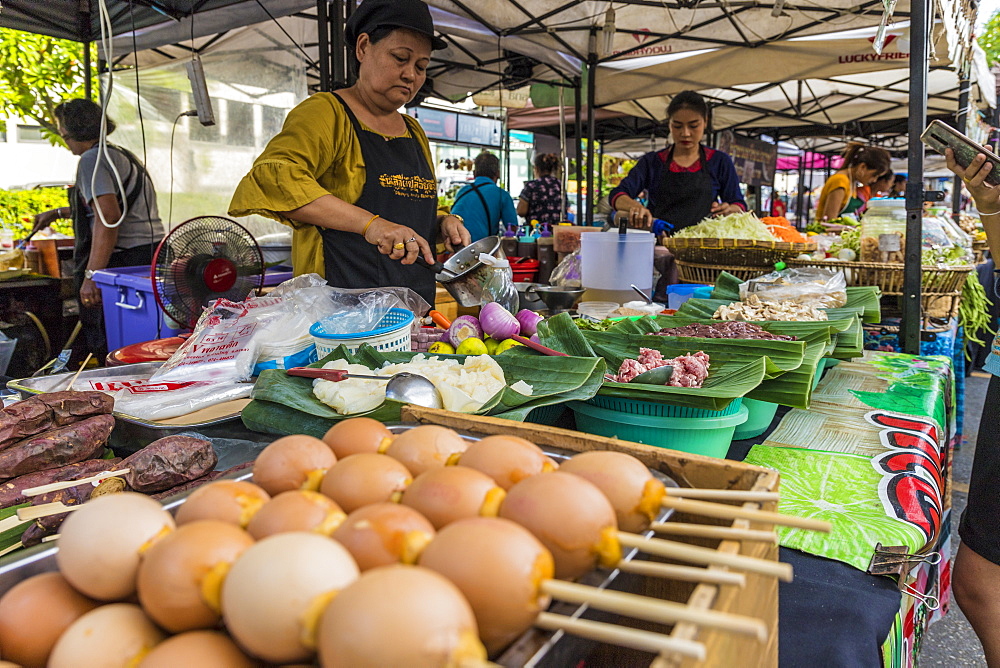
[
  {"x1": 361, "y1": 214, "x2": 380, "y2": 238},
  {"x1": 979, "y1": 209, "x2": 1000, "y2": 217}
]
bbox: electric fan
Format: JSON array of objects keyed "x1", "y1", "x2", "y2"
[{"x1": 151, "y1": 216, "x2": 264, "y2": 329}]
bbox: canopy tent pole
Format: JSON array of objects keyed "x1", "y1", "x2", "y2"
[
  {"x1": 903, "y1": 0, "x2": 930, "y2": 355},
  {"x1": 952, "y1": 67, "x2": 972, "y2": 220},
  {"x1": 586, "y1": 51, "x2": 597, "y2": 226},
  {"x1": 796, "y1": 154, "x2": 806, "y2": 228},
  {"x1": 597, "y1": 139, "x2": 605, "y2": 210},
  {"x1": 317, "y1": 0, "x2": 330, "y2": 92},
  {"x1": 504, "y1": 111, "x2": 511, "y2": 190},
  {"x1": 332, "y1": 0, "x2": 347, "y2": 88},
  {"x1": 559, "y1": 85, "x2": 568, "y2": 216},
  {"x1": 574, "y1": 78, "x2": 583, "y2": 224},
  {"x1": 84, "y1": 42, "x2": 92, "y2": 101}
]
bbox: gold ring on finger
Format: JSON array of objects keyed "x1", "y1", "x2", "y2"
[
  {"x1": 393, "y1": 242, "x2": 405, "y2": 250},
  {"x1": 406, "y1": 237, "x2": 417, "y2": 243}
]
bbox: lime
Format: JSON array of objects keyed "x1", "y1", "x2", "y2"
[
  {"x1": 484, "y1": 337, "x2": 500, "y2": 354},
  {"x1": 495, "y1": 338, "x2": 524, "y2": 354},
  {"x1": 456, "y1": 337, "x2": 488, "y2": 355},
  {"x1": 428, "y1": 341, "x2": 456, "y2": 355}
]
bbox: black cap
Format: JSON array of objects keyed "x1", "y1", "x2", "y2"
[{"x1": 346, "y1": 0, "x2": 447, "y2": 51}]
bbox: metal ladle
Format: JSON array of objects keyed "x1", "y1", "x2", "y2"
[{"x1": 287, "y1": 368, "x2": 443, "y2": 409}]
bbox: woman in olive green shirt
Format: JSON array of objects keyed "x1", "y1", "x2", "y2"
[{"x1": 229, "y1": 0, "x2": 468, "y2": 306}]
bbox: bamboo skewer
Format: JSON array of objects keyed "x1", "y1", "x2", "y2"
[
  {"x1": 16, "y1": 502, "x2": 82, "y2": 522},
  {"x1": 22, "y1": 469, "x2": 130, "y2": 497},
  {"x1": 63, "y1": 352, "x2": 93, "y2": 392},
  {"x1": 0, "y1": 514, "x2": 30, "y2": 533},
  {"x1": 618, "y1": 533, "x2": 794, "y2": 582},
  {"x1": 660, "y1": 496, "x2": 832, "y2": 532},
  {"x1": 540, "y1": 580, "x2": 767, "y2": 640},
  {"x1": 650, "y1": 522, "x2": 778, "y2": 543},
  {"x1": 665, "y1": 488, "x2": 780, "y2": 503},
  {"x1": 615, "y1": 560, "x2": 746, "y2": 587},
  {"x1": 534, "y1": 612, "x2": 706, "y2": 660},
  {"x1": 0, "y1": 542, "x2": 24, "y2": 558}
]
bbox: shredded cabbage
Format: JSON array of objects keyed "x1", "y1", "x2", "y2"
[{"x1": 674, "y1": 212, "x2": 778, "y2": 241}]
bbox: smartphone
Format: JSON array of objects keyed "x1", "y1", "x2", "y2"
[{"x1": 920, "y1": 119, "x2": 1000, "y2": 186}]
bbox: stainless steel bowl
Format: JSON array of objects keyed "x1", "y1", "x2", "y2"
[
  {"x1": 517, "y1": 282, "x2": 547, "y2": 311},
  {"x1": 527, "y1": 285, "x2": 586, "y2": 312},
  {"x1": 435, "y1": 236, "x2": 505, "y2": 307}
]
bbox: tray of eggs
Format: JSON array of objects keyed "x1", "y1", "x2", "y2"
[{"x1": 0, "y1": 418, "x2": 806, "y2": 667}]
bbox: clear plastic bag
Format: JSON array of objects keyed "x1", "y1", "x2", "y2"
[
  {"x1": 315, "y1": 286, "x2": 430, "y2": 335},
  {"x1": 549, "y1": 250, "x2": 582, "y2": 287},
  {"x1": 739, "y1": 267, "x2": 848, "y2": 308},
  {"x1": 113, "y1": 381, "x2": 254, "y2": 421},
  {"x1": 151, "y1": 299, "x2": 270, "y2": 383},
  {"x1": 477, "y1": 253, "x2": 518, "y2": 313}
]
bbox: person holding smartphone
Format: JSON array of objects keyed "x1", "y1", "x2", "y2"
[{"x1": 945, "y1": 148, "x2": 1000, "y2": 665}]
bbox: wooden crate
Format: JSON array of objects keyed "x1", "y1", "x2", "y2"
[{"x1": 400, "y1": 407, "x2": 781, "y2": 668}]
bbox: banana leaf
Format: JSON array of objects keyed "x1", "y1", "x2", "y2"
[
  {"x1": 245, "y1": 344, "x2": 607, "y2": 434},
  {"x1": 711, "y1": 271, "x2": 881, "y2": 322},
  {"x1": 594, "y1": 316, "x2": 825, "y2": 408},
  {"x1": 538, "y1": 313, "x2": 767, "y2": 411},
  {"x1": 0, "y1": 504, "x2": 29, "y2": 559}
]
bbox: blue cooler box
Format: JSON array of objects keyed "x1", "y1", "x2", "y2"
[{"x1": 92, "y1": 265, "x2": 294, "y2": 351}]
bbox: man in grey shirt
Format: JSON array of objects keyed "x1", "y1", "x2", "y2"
[{"x1": 33, "y1": 99, "x2": 166, "y2": 359}]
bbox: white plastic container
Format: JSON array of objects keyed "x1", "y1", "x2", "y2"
[
  {"x1": 581, "y1": 230, "x2": 655, "y2": 301},
  {"x1": 577, "y1": 301, "x2": 619, "y2": 320}
]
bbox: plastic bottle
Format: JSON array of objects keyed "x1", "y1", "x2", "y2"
[{"x1": 477, "y1": 253, "x2": 519, "y2": 314}]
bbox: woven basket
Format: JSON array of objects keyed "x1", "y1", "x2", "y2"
[
  {"x1": 878, "y1": 294, "x2": 962, "y2": 328},
  {"x1": 784, "y1": 258, "x2": 972, "y2": 295},
  {"x1": 973, "y1": 239, "x2": 987, "y2": 265},
  {"x1": 663, "y1": 237, "x2": 816, "y2": 265},
  {"x1": 676, "y1": 261, "x2": 772, "y2": 284}
]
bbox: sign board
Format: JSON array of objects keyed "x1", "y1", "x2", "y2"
[
  {"x1": 472, "y1": 86, "x2": 531, "y2": 109},
  {"x1": 717, "y1": 131, "x2": 778, "y2": 187},
  {"x1": 408, "y1": 107, "x2": 457, "y2": 141},
  {"x1": 457, "y1": 115, "x2": 502, "y2": 147}
]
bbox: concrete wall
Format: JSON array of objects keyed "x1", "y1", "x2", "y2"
[{"x1": 0, "y1": 116, "x2": 78, "y2": 190}]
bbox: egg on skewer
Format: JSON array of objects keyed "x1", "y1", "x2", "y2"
[
  {"x1": 380, "y1": 425, "x2": 468, "y2": 476},
  {"x1": 56, "y1": 493, "x2": 175, "y2": 601},
  {"x1": 418, "y1": 518, "x2": 766, "y2": 656},
  {"x1": 136, "y1": 520, "x2": 254, "y2": 633},
  {"x1": 221, "y1": 532, "x2": 359, "y2": 664},
  {"x1": 558, "y1": 451, "x2": 665, "y2": 533},
  {"x1": 331, "y1": 503, "x2": 435, "y2": 571},
  {"x1": 317, "y1": 565, "x2": 486, "y2": 668},
  {"x1": 137, "y1": 630, "x2": 257, "y2": 668},
  {"x1": 48, "y1": 604, "x2": 165, "y2": 668},
  {"x1": 320, "y1": 453, "x2": 412, "y2": 513},
  {"x1": 501, "y1": 472, "x2": 793, "y2": 581},
  {"x1": 252, "y1": 435, "x2": 336, "y2": 495},
  {"x1": 0, "y1": 572, "x2": 99, "y2": 668},
  {"x1": 174, "y1": 480, "x2": 270, "y2": 529},
  {"x1": 450, "y1": 434, "x2": 557, "y2": 490},
  {"x1": 399, "y1": 466, "x2": 505, "y2": 530},
  {"x1": 322, "y1": 417, "x2": 394, "y2": 459},
  {"x1": 246, "y1": 491, "x2": 346, "y2": 540}
]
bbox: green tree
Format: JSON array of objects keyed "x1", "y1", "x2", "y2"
[
  {"x1": 979, "y1": 10, "x2": 1000, "y2": 66},
  {"x1": 0, "y1": 29, "x2": 96, "y2": 144}
]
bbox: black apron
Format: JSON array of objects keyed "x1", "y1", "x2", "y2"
[
  {"x1": 320, "y1": 94, "x2": 439, "y2": 306},
  {"x1": 649, "y1": 146, "x2": 716, "y2": 233}
]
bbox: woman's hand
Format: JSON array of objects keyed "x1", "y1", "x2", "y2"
[
  {"x1": 439, "y1": 215, "x2": 471, "y2": 251},
  {"x1": 946, "y1": 148, "x2": 1000, "y2": 213},
  {"x1": 33, "y1": 208, "x2": 62, "y2": 232},
  {"x1": 710, "y1": 202, "x2": 741, "y2": 217},
  {"x1": 363, "y1": 217, "x2": 434, "y2": 265},
  {"x1": 621, "y1": 204, "x2": 653, "y2": 228}
]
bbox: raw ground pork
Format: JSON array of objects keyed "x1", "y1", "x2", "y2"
[
  {"x1": 656, "y1": 321, "x2": 796, "y2": 341},
  {"x1": 613, "y1": 348, "x2": 711, "y2": 387}
]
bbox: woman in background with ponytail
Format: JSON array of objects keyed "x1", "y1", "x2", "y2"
[{"x1": 815, "y1": 143, "x2": 891, "y2": 221}]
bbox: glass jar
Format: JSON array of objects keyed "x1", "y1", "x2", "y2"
[{"x1": 860, "y1": 198, "x2": 907, "y2": 263}]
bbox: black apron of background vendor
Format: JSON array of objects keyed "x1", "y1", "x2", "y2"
[
  {"x1": 320, "y1": 94, "x2": 439, "y2": 306},
  {"x1": 649, "y1": 146, "x2": 716, "y2": 232}
]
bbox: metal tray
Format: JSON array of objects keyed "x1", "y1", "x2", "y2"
[
  {"x1": 7, "y1": 363, "x2": 247, "y2": 454},
  {"x1": 0, "y1": 426, "x2": 680, "y2": 667}
]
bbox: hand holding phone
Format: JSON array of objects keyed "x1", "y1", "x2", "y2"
[{"x1": 920, "y1": 120, "x2": 1000, "y2": 187}]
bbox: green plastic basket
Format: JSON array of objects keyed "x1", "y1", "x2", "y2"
[
  {"x1": 586, "y1": 395, "x2": 742, "y2": 418},
  {"x1": 732, "y1": 398, "x2": 779, "y2": 440},
  {"x1": 525, "y1": 403, "x2": 565, "y2": 426},
  {"x1": 568, "y1": 401, "x2": 749, "y2": 458}
]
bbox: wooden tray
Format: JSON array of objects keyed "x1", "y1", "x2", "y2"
[{"x1": 400, "y1": 407, "x2": 780, "y2": 668}]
